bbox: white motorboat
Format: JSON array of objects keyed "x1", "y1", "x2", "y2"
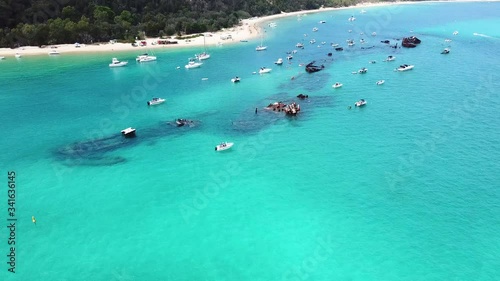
[
  {"x1": 231, "y1": 77, "x2": 241, "y2": 83},
  {"x1": 286, "y1": 55, "x2": 293, "y2": 60},
  {"x1": 385, "y1": 55, "x2": 396, "y2": 61},
  {"x1": 136, "y1": 53, "x2": 157, "y2": 62},
  {"x1": 215, "y1": 142, "x2": 233, "y2": 151},
  {"x1": 0, "y1": 56, "x2": 5, "y2": 60},
  {"x1": 453, "y1": 31, "x2": 459, "y2": 35},
  {"x1": 185, "y1": 59, "x2": 202, "y2": 69},
  {"x1": 312, "y1": 27, "x2": 318, "y2": 32},
  {"x1": 397, "y1": 64, "x2": 414, "y2": 71},
  {"x1": 332, "y1": 82, "x2": 343, "y2": 88},
  {"x1": 369, "y1": 60, "x2": 376, "y2": 64},
  {"x1": 296, "y1": 43, "x2": 304, "y2": 48},
  {"x1": 147, "y1": 97, "x2": 165, "y2": 106},
  {"x1": 360, "y1": 39, "x2": 365, "y2": 44},
  {"x1": 371, "y1": 32, "x2": 377, "y2": 36},
  {"x1": 319, "y1": 20, "x2": 326, "y2": 24},
  {"x1": 348, "y1": 16, "x2": 356, "y2": 21},
  {"x1": 354, "y1": 99, "x2": 367, "y2": 107},
  {"x1": 48, "y1": 49, "x2": 60, "y2": 55},
  {"x1": 259, "y1": 67, "x2": 272, "y2": 74},
  {"x1": 121, "y1": 127, "x2": 136, "y2": 137},
  {"x1": 358, "y1": 67, "x2": 368, "y2": 74},
  {"x1": 15, "y1": 53, "x2": 21, "y2": 58},
  {"x1": 309, "y1": 39, "x2": 316, "y2": 44},
  {"x1": 376, "y1": 80, "x2": 385, "y2": 85},
  {"x1": 441, "y1": 48, "x2": 450, "y2": 54},
  {"x1": 275, "y1": 58, "x2": 283, "y2": 65},
  {"x1": 347, "y1": 40, "x2": 355, "y2": 46},
  {"x1": 109, "y1": 58, "x2": 128, "y2": 67}
]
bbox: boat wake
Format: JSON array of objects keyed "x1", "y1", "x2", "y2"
[{"x1": 473, "y1": 32, "x2": 497, "y2": 39}]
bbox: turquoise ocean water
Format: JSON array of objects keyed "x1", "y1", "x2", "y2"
[{"x1": 1, "y1": 2, "x2": 500, "y2": 280}]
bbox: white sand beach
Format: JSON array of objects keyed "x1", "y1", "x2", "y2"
[{"x1": 0, "y1": 0, "x2": 492, "y2": 57}]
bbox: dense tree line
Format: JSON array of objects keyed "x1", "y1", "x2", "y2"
[{"x1": 0, "y1": 0, "x2": 372, "y2": 47}]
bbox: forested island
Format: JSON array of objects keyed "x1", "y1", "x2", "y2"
[{"x1": 0, "y1": 0, "x2": 397, "y2": 48}]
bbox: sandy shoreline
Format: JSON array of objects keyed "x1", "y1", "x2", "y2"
[{"x1": 0, "y1": 0, "x2": 494, "y2": 57}]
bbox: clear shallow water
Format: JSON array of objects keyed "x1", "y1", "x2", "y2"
[{"x1": 1, "y1": 2, "x2": 500, "y2": 280}]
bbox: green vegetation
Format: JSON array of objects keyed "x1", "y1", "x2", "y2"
[{"x1": 0, "y1": 0, "x2": 371, "y2": 48}]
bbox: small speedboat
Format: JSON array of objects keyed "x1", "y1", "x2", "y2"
[
  {"x1": 319, "y1": 20, "x2": 326, "y2": 24},
  {"x1": 369, "y1": 60, "x2": 376, "y2": 64},
  {"x1": 0, "y1": 56, "x2": 5, "y2": 60},
  {"x1": 441, "y1": 48, "x2": 450, "y2": 54},
  {"x1": 453, "y1": 31, "x2": 459, "y2": 35},
  {"x1": 15, "y1": 53, "x2": 22, "y2": 58},
  {"x1": 274, "y1": 58, "x2": 283, "y2": 65},
  {"x1": 136, "y1": 54, "x2": 157, "y2": 62},
  {"x1": 332, "y1": 82, "x2": 343, "y2": 88},
  {"x1": 358, "y1": 67, "x2": 368, "y2": 74},
  {"x1": 231, "y1": 77, "x2": 241, "y2": 83},
  {"x1": 185, "y1": 59, "x2": 202, "y2": 69},
  {"x1": 109, "y1": 58, "x2": 128, "y2": 67},
  {"x1": 385, "y1": 55, "x2": 396, "y2": 61},
  {"x1": 354, "y1": 99, "x2": 367, "y2": 107},
  {"x1": 147, "y1": 97, "x2": 165, "y2": 106},
  {"x1": 48, "y1": 49, "x2": 60, "y2": 55},
  {"x1": 312, "y1": 27, "x2": 318, "y2": 32},
  {"x1": 296, "y1": 43, "x2": 304, "y2": 48},
  {"x1": 397, "y1": 64, "x2": 414, "y2": 71},
  {"x1": 286, "y1": 55, "x2": 293, "y2": 60},
  {"x1": 376, "y1": 80, "x2": 385, "y2": 85},
  {"x1": 121, "y1": 127, "x2": 136, "y2": 138},
  {"x1": 348, "y1": 16, "x2": 356, "y2": 22},
  {"x1": 215, "y1": 142, "x2": 233, "y2": 151},
  {"x1": 259, "y1": 67, "x2": 272, "y2": 74}
]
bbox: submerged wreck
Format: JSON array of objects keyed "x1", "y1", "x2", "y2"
[
  {"x1": 266, "y1": 101, "x2": 287, "y2": 112},
  {"x1": 402, "y1": 36, "x2": 421, "y2": 48},
  {"x1": 305, "y1": 61, "x2": 325, "y2": 73},
  {"x1": 284, "y1": 102, "x2": 301, "y2": 116},
  {"x1": 265, "y1": 100, "x2": 301, "y2": 116}
]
